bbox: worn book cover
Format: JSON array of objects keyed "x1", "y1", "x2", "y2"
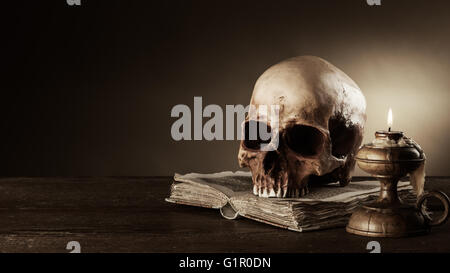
[{"x1": 166, "y1": 171, "x2": 416, "y2": 232}]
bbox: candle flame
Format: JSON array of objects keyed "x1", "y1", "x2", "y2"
[{"x1": 387, "y1": 108, "x2": 393, "y2": 128}]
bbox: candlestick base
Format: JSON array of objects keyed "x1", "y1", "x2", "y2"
[
  {"x1": 346, "y1": 176, "x2": 428, "y2": 237},
  {"x1": 346, "y1": 203, "x2": 429, "y2": 238}
]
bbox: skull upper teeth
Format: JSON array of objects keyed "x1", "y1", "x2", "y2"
[{"x1": 252, "y1": 184, "x2": 309, "y2": 198}]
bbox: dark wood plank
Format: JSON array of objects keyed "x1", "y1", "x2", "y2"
[{"x1": 0, "y1": 176, "x2": 449, "y2": 253}]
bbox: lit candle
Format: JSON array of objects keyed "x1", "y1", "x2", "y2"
[
  {"x1": 373, "y1": 107, "x2": 403, "y2": 145},
  {"x1": 387, "y1": 108, "x2": 393, "y2": 132}
]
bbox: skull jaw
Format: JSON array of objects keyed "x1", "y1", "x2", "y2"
[
  {"x1": 246, "y1": 158, "x2": 355, "y2": 198},
  {"x1": 253, "y1": 185, "x2": 309, "y2": 198},
  {"x1": 246, "y1": 157, "x2": 312, "y2": 198},
  {"x1": 240, "y1": 147, "x2": 355, "y2": 198},
  {"x1": 250, "y1": 168, "x2": 353, "y2": 198},
  {"x1": 250, "y1": 171, "x2": 310, "y2": 198}
]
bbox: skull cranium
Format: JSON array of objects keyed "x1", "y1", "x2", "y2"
[{"x1": 238, "y1": 56, "x2": 366, "y2": 198}]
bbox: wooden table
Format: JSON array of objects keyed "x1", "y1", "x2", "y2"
[{"x1": 0, "y1": 176, "x2": 448, "y2": 253}]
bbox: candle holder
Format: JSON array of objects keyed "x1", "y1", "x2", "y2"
[{"x1": 346, "y1": 130, "x2": 450, "y2": 237}]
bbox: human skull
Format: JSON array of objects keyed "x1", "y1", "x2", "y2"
[{"x1": 238, "y1": 56, "x2": 366, "y2": 198}]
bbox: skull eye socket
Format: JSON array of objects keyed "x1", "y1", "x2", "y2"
[
  {"x1": 285, "y1": 125, "x2": 324, "y2": 157},
  {"x1": 243, "y1": 120, "x2": 272, "y2": 150}
]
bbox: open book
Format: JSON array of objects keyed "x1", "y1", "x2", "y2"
[{"x1": 166, "y1": 171, "x2": 416, "y2": 232}]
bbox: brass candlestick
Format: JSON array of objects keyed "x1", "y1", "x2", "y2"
[{"x1": 346, "y1": 131, "x2": 449, "y2": 237}]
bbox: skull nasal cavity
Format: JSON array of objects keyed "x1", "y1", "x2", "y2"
[
  {"x1": 263, "y1": 151, "x2": 280, "y2": 175},
  {"x1": 243, "y1": 120, "x2": 272, "y2": 150},
  {"x1": 285, "y1": 125, "x2": 324, "y2": 157},
  {"x1": 329, "y1": 117, "x2": 357, "y2": 158}
]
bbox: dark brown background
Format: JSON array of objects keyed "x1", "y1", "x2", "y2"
[{"x1": 2, "y1": 0, "x2": 449, "y2": 176}]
